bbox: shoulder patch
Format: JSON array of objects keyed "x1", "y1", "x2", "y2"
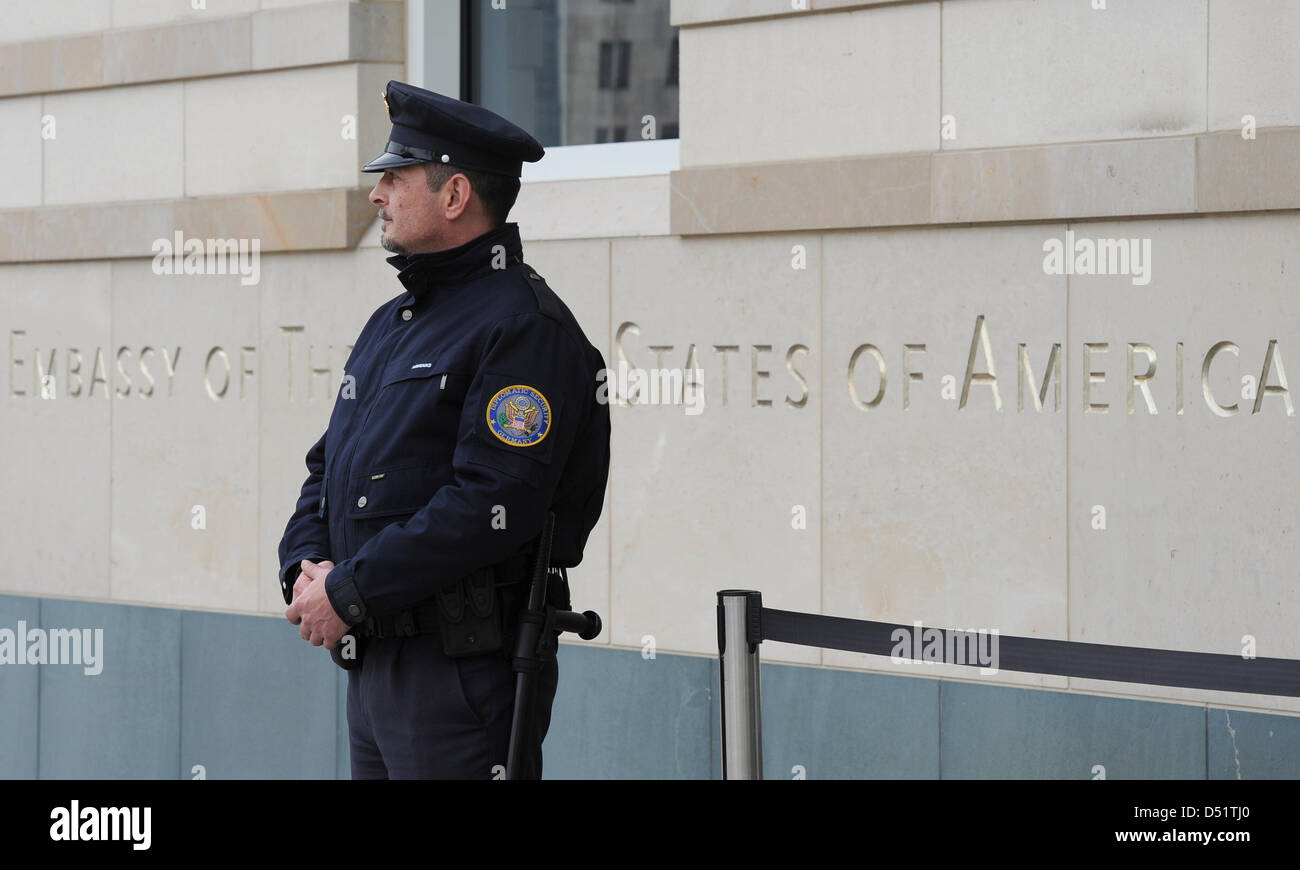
[{"x1": 486, "y1": 384, "x2": 552, "y2": 447}]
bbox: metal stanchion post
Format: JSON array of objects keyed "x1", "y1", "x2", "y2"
[{"x1": 717, "y1": 590, "x2": 763, "y2": 780}]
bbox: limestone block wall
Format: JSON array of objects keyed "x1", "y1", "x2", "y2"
[{"x1": 660, "y1": 0, "x2": 1300, "y2": 716}]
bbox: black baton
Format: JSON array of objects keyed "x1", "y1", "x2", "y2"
[
  {"x1": 505, "y1": 512, "x2": 602, "y2": 779},
  {"x1": 505, "y1": 513, "x2": 555, "y2": 780}
]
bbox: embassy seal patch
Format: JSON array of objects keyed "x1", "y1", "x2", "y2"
[{"x1": 486, "y1": 385, "x2": 552, "y2": 447}]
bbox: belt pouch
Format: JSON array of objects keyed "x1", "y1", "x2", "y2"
[
  {"x1": 330, "y1": 630, "x2": 365, "y2": 670},
  {"x1": 437, "y1": 567, "x2": 502, "y2": 658}
]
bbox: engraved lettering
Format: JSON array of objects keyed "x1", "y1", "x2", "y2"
[
  {"x1": 1017, "y1": 343, "x2": 1061, "y2": 412},
  {"x1": 308, "y1": 344, "x2": 331, "y2": 401},
  {"x1": 204, "y1": 347, "x2": 230, "y2": 400},
  {"x1": 902, "y1": 344, "x2": 925, "y2": 410},
  {"x1": 1202, "y1": 341, "x2": 1239, "y2": 417},
  {"x1": 1176, "y1": 341, "x2": 1184, "y2": 415},
  {"x1": 35, "y1": 347, "x2": 55, "y2": 398},
  {"x1": 1083, "y1": 343, "x2": 1108, "y2": 414},
  {"x1": 240, "y1": 346, "x2": 256, "y2": 401},
  {"x1": 161, "y1": 347, "x2": 180, "y2": 398},
  {"x1": 785, "y1": 344, "x2": 809, "y2": 409},
  {"x1": 647, "y1": 345, "x2": 674, "y2": 372},
  {"x1": 88, "y1": 348, "x2": 109, "y2": 399},
  {"x1": 66, "y1": 348, "x2": 83, "y2": 398},
  {"x1": 752, "y1": 345, "x2": 772, "y2": 407},
  {"x1": 648, "y1": 345, "x2": 676, "y2": 402},
  {"x1": 712, "y1": 345, "x2": 739, "y2": 406},
  {"x1": 9, "y1": 330, "x2": 25, "y2": 397},
  {"x1": 137, "y1": 346, "x2": 156, "y2": 398},
  {"x1": 614, "y1": 322, "x2": 641, "y2": 404},
  {"x1": 1127, "y1": 343, "x2": 1157, "y2": 415},
  {"x1": 280, "y1": 326, "x2": 304, "y2": 402},
  {"x1": 115, "y1": 347, "x2": 133, "y2": 397},
  {"x1": 683, "y1": 344, "x2": 704, "y2": 409},
  {"x1": 847, "y1": 344, "x2": 885, "y2": 410},
  {"x1": 960, "y1": 315, "x2": 1001, "y2": 411},
  {"x1": 1254, "y1": 339, "x2": 1293, "y2": 416}
]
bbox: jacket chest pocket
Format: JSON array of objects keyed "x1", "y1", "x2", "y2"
[
  {"x1": 344, "y1": 464, "x2": 449, "y2": 553},
  {"x1": 346, "y1": 464, "x2": 446, "y2": 521},
  {"x1": 381, "y1": 356, "x2": 470, "y2": 406}
]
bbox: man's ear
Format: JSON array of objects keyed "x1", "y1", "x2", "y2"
[{"x1": 446, "y1": 174, "x2": 474, "y2": 218}]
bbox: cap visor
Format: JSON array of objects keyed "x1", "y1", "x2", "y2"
[{"x1": 361, "y1": 151, "x2": 428, "y2": 172}]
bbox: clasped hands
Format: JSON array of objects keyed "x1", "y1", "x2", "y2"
[{"x1": 285, "y1": 559, "x2": 349, "y2": 649}]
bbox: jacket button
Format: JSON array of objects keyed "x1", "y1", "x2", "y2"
[
  {"x1": 401, "y1": 309, "x2": 412, "y2": 321},
  {"x1": 348, "y1": 604, "x2": 361, "y2": 617},
  {"x1": 528, "y1": 272, "x2": 540, "y2": 280},
  {"x1": 356, "y1": 495, "x2": 367, "y2": 508}
]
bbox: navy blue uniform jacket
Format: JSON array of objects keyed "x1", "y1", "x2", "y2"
[{"x1": 276, "y1": 222, "x2": 610, "y2": 625}]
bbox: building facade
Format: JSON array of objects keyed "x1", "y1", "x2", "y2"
[{"x1": 0, "y1": 0, "x2": 1297, "y2": 778}]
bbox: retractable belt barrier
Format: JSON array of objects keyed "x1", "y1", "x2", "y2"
[
  {"x1": 761, "y1": 607, "x2": 1300, "y2": 697},
  {"x1": 717, "y1": 590, "x2": 1300, "y2": 780}
]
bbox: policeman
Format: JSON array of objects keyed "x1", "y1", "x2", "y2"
[{"x1": 278, "y1": 80, "x2": 611, "y2": 779}]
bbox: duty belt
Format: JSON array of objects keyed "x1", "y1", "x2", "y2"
[
  {"x1": 356, "y1": 564, "x2": 566, "y2": 639},
  {"x1": 359, "y1": 601, "x2": 442, "y2": 639}
]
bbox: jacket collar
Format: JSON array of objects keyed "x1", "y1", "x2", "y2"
[{"x1": 386, "y1": 222, "x2": 524, "y2": 300}]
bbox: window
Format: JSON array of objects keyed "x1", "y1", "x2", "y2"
[
  {"x1": 408, "y1": 0, "x2": 679, "y2": 179},
  {"x1": 464, "y1": 0, "x2": 679, "y2": 149},
  {"x1": 595, "y1": 126, "x2": 629, "y2": 143},
  {"x1": 599, "y1": 41, "x2": 632, "y2": 90}
]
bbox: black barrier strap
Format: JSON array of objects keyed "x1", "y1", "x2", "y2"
[
  {"x1": 760, "y1": 608, "x2": 1300, "y2": 698},
  {"x1": 745, "y1": 591, "x2": 762, "y2": 652}
]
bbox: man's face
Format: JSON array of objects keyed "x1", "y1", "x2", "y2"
[{"x1": 368, "y1": 164, "x2": 444, "y2": 255}]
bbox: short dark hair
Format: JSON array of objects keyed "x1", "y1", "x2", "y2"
[{"x1": 424, "y1": 162, "x2": 521, "y2": 228}]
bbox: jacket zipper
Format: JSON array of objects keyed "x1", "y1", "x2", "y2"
[{"x1": 335, "y1": 320, "x2": 407, "y2": 554}]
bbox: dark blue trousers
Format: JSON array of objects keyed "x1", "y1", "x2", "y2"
[{"x1": 346, "y1": 633, "x2": 559, "y2": 779}]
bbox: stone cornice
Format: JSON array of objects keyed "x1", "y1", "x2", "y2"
[
  {"x1": 0, "y1": 187, "x2": 375, "y2": 262},
  {"x1": 670, "y1": 129, "x2": 1300, "y2": 236},
  {"x1": 0, "y1": 0, "x2": 402, "y2": 99}
]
